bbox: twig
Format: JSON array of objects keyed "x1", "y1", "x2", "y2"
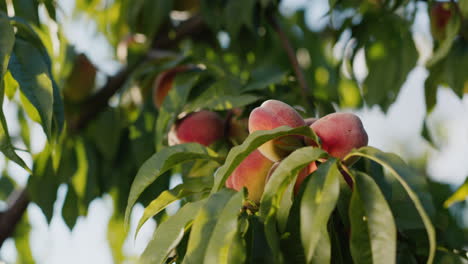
[
  {"x1": 267, "y1": 13, "x2": 315, "y2": 111},
  {"x1": 0, "y1": 189, "x2": 29, "y2": 247},
  {"x1": 0, "y1": 15, "x2": 213, "y2": 248},
  {"x1": 69, "y1": 15, "x2": 211, "y2": 133}
]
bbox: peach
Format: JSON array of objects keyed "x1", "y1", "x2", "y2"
[
  {"x1": 168, "y1": 110, "x2": 224, "y2": 146},
  {"x1": 307, "y1": 113, "x2": 368, "y2": 159},
  {"x1": 225, "y1": 149, "x2": 274, "y2": 202},
  {"x1": 248, "y1": 100, "x2": 306, "y2": 161},
  {"x1": 152, "y1": 65, "x2": 196, "y2": 109}
]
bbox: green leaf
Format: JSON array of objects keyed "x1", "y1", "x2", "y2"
[
  {"x1": 9, "y1": 38, "x2": 54, "y2": 139},
  {"x1": 87, "y1": 109, "x2": 121, "y2": 161},
  {"x1": 185, "y1": 78, "x2": 255, "y2": 112},
  {"x1": 125, "y1": 143, "x2": 219, "y2": 225},
  {"x1": 300, "y1": 160, "x2": 340, "y2": 263},
  {"x1": 12, "y1": 0, "x2": 40, "y2": 26},
  {"x1": 155, "y1": 72, "x2": 199, "y2": 151},
  {"x1": 135, "y1": 179, "x2": 210, "y2": 238},
  {"x1": 224, "y1": 0, "x2": 255, "y2": 36},
  {"x1": 62, "y1": 185, "x2": 79, "y2": 230},
  {"x1": 424, "y1": 62, "x2": 444, "y2": 113},
  {"x1": 460, "y1": 0, "x2": 468, "y2": 17},
  {"x1": 43, "y1": 0, "x2": 56, "y2": 20},
  {"x1": 204, "y1": 191, "x2": 244, "y2": 264},
  {"x1": 186, "y1": 94, "x2": 260, "y2": 112},
  {"x1": 129, "y1": 0, "x2": 172, "y2": 39},
  {"x1": 183, "y1": 189, "x2": 235, "y2": 264},
  {"x1": 13, "y1": 213, "x2": 34, "y2": 264},
  {"x1": 0, "y1": 172, "x2": 14, "y2": 200},
  {"x1": 28, "y1": 145, "x2": 59, "y2": 223},
  {"x1": 344, "y1": 147, "x2": 436, "y2": 264},
  {"x1": 212, "y1": 126, "x2": 319, "y2": 193},
  {"x1": 258, "y1": 147, "x2": 328, "y2": 262},
  {"x1": 260, "y1": 147, "x2": 327, "y2": 219},
  {"x1": 349, "y1": 171, "x2": 396, "y2": 264},
  {"x1": 51, "y1": 80, "x2": 64, "y2": 137},
  {"x1": 4, "y1": 71, "x2": 18, "y2": 99},
  {"x1": 444, "y1": 38, "x2": 468, "y2": 98},
  {"x1": 107, "y1": 214, "x2": 128, "y2": 264},
  {"x1": 360, "y1": 15, "x2": 417, "y2": 111},
  {"x1": 140, "y1": 200, "x2": 206, "y2": 264},
  {"x1": 260, "y1": 0, "x2": 273, "y2": 7},
  {"x1": 243, "y1": 66, "x2": 287, "y2": 92},
  {"x1": 0, "y1": 17, "x2": 30, "y2": 172},
  {"x1": 426, "y1": 13, "x2": 461, "y2": 68},
  {"x1": 444, "y1": 177, "x2": 468, "y2": 208},
  {"x1": 0, "y1": 15, "x2": 14, "y2": 77}
]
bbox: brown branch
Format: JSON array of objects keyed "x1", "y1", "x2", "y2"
[
  {"x1": 267, "y1": 13, "x2": 315, "y2": 111},
  {"x1": 0, "y1": 189, "x2": 29, "y2": 248},
  {"x1": 69, "y1": 15, "x2": 212, "y2": 133},
  {"x1": 0, "y1": 15, "x2": 212, "y2": 248}
]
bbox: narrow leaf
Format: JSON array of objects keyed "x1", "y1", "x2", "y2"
[
  {"x1": 212, "y1": 126, "x2": 319, "y2": 193},
  {"x1": 349, "y1": 171, "x2": 396, "y2": 264},
  {"x1": 135, "y1": 179, "x2": 210, "y2": 238},
  {"x1": 300, "y1": 160, "x2": 340, "y2": 263},
  {"x1": 155, "y1": 73, "x2": 199, "y2": 151},
  {"x1": 9, "y1": 38, "x2": 54, "y2": 139},
  {"x1": 258, "y1": 147, "x2": 327, "y2": 262},
  {"x1": 125, "y1": 143, "x2": 219, "y2": 225},
  {"x1": 140, "y1": 200, "x2": 206, "y2": 264},
  {"x1": 426, "y1": 13, "x2": 461, "y2": 67},
  {"x1": 183, "y1": 189, "x2": 234, "y2": 264},
  {"x1": 204, "y1": 191, "x2": 244, "y2": 264},
  {"x1": 0, "y1": 17, "x2": 30, "y2": 172},
  {"x1": 444, "y1": 177, "x2": 468, "y2": 208},
  {"x1": 344, "y1": 147, "x2": 436, "y2": 264}
]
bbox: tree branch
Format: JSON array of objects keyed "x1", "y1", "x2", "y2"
[
  {"x1": 267, "y1": 13, "x2": 315, "y2": 110},
  {"x1": 68, "y1": 15, "x2": 211, "y2": 133},
  {"x1": 0, "y1": 15, "x2": 213, "y2": 248},
  {"x1": 0, "y1": 189, "x2": 29, "y2": 248}
]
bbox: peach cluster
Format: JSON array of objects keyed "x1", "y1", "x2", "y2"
[{"x1": 226, "y1": 99, "x2": 368, "y2": 202}]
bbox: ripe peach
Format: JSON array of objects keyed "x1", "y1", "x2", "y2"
[
  {"x1": 152, "y1": 65, "x2": 195, "y2": 109},
  {"x1": 168, "y1": 110, "x2": 224, "y2": 146},
  {"x1": 307, "y1": 113, "x2": 368, "y2": 159},
  {"x1": 248, "y1": 100, "x2": 306, "y2": 161},
  {"x1": 225, "y1": 149, "x2": 274, "y2": 202}
]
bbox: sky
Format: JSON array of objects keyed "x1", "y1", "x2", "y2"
[{"x1": 1, "y1": 0, "x2": 468, "y2": 263}]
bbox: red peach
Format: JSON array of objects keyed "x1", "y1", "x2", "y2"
[
  {"x1": 307, "y1": 113, "x2": 368, "y2": 159},
  {"x1": 225, "y1": 149, "x2": 274, "y2": 202},
  {"x1": 168, "y1": 110, "x2": 224, "y2": 146},
  {"x1": 248, "y1": 100, "x2": 306, "y2": 161}
]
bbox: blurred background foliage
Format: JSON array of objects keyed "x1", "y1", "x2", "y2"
[{"x1": 0, "y1": 0, "x2": 467, "y2": 263}]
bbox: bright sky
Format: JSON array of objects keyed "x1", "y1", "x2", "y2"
[{"x1": 1, "y1": 0, "x2": 468, "y2": 263}]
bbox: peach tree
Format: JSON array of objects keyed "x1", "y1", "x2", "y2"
[{"x1": 0, "y1": 0, "x2": 467, "y2": 263}]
